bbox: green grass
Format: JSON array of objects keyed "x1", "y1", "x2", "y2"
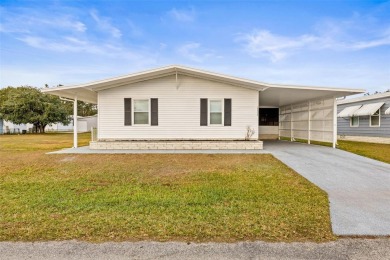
[
  {"x1": 0, "y1": 134, "x2": 334, "y2": 242},
  {"x1": 337, "y1": 140, "x2": 390, "y2": 164}
]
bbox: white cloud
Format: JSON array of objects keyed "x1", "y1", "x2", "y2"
[
  {"x1": 0, "y1": 7, "x2": 86, "y2": 34},
  {"x1": 168, "y1": 8, "x2": 196, "y2": 22},
  {"x1": 350, "y1": 34, "x2": 390, "y2": 50},
  {"x1": 19, "y1": 36, "x2": 90, "y2": 53},
  {"x1": 239, "y1": 30, "x2": 319, "y2": 62},
  {"x1": 1, "y1": 6, "x2": 155, "y2": 66},
  {"x1": 126, "y1": 20, "x2": 143, "y2": 37},
  {"x1": 238, "y1": 17, "x2": 390, "y2": 62},
  {"x1": 60, "y1": 19, "x2": 86, "y2": 33},
  {"x1": 90, "y1": 9, "x2": 122, "y2": 38},
  {"x1": 17, "y1": 35, "x2": 148, "y2": 61},
  {"x1": 177, "y1": 42, "x2": 217, "y2": 63}
]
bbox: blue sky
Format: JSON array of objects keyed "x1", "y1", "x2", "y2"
[{"x1": 0, "y1": 0, "x2": 389, "y2": 93}]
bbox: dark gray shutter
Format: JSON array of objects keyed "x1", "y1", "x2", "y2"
[
  {"x1": 151, "y1": 98, "x2": 158, "y2": 126},
  {"x1": 200, "y1": 98, "x2": 208, "y2": 126},
  {"x1": 224, "y1": 99, "x2": 232, "y2": 126},
  {"x1": 124, "y1": 98, "x2": 132, "y2": 126}
]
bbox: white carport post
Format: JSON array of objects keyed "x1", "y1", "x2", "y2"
[
  {"x1": 73, "y1": 96, "x2": 78, "y2": 148},
  {"x1": 332, "y1": 97, "x2": 337, "y2": 148},
  {"x1": 308, "y1": 101, "x2": 311, "y2": 144}
]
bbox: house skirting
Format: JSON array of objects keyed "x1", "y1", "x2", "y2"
[
  {"x1": 89, "y1": 140, "x2": 263, "y2": 150},
  {"x1": 259, "y1": 134, "x2": 279, "y2": 140}
]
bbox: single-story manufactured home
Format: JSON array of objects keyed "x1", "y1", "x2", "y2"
[
  {"x1": 43, "y1": 65, "x2": 364, "y2": 150},
  {"x1": 337, "y1": 92, "x2": 390, "y2": 143},
  {"x1": 0, "y1": 119, "x2": 33, "y2": 134}
]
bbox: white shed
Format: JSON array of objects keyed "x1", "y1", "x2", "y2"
[{"x1": 46, "y1": 115, "x2": 97, "y2": 133}]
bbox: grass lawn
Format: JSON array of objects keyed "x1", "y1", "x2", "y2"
[
  {"x1": 0, "y1": 133, "x2": 334, "y2": 242},
  {"x1": 337, "y1": 140, "x2": 390, "y2": 164}
]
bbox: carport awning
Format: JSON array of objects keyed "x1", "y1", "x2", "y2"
[
  {"x1": 353, "y1": 102, "x2": 384, "y2": 116},
  {"x1": 337, "y1": 105, "x2": 362, "y2": 117},
  {"x1": 386, "y1": 107, "x2": 390, "y2": 115}
]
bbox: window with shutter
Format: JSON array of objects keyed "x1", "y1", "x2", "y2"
[
  {"x1": 210, "y1": 100, "x2": 223, "y2": 125},
  {"x1": 133, "y1": 99, "x2": 149, "y2": 125},
  {"x1": 200, "y1": 99, "x2": 208, "y2": 126},
  {"x1": 151, "y1": 98, "x2": 158, "y2": 126},
  {"x1": 124, "y1": 98, "x2": 132, "y2": 126},
  {"x1": 224, "y1": 99, "x2": 231, "y2": 126}
]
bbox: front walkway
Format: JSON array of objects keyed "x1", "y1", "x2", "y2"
[
  {"x1": 48, "y1": 146, "x2": 267, "y2": 154},
  {"x1": 264, "y1": 141, "x2": 390, "y2": 236}
]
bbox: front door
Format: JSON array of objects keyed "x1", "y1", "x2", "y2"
[{"x1": 258, "y1": 108, "x2": 279, "y2": 140}]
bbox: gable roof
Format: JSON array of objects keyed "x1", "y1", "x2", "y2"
[
  {"x1": 337, "y1": 92, "x2": 390, "y2": 105},
  {"x1": 42, "y1": 65, "x2": 365, "y2": 105}
]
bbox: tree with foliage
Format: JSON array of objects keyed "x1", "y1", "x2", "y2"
[
  {"x1": 64, "y1": 100, "x2": 97, "y2": 117},
  {"x1": 0, "y1": 86, "x2": 70, "y2": 133}
]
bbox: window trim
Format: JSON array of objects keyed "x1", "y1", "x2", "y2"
[
  {"x1": 350, "y1": 116, "x2": 359, "y2": 127},
  {"x1": 208, "y1": 99, "x2": 224, "y2": 126},
  {"x1": 132, "y1": 99, "x2": 150, "y2": 126},
  {"x1": 370, "y1": 109, "x2": 381, "y2": 127}
]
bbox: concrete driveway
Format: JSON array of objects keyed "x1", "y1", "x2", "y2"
[{"x1": 264, "y1": 141, "x2": 390, "y2": 236}]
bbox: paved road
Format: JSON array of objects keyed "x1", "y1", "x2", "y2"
[
  {"x1": 0, "y1": 239, "x2": 389, "y2": 260},
  {"x1": 264, "y1": 141, "x2": 390, "y2": 236}
]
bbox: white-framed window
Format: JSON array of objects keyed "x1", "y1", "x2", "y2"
[
  {"x1": 133, "y1": 99, "x2": 150, "y2": 125},
  {"x1": 350, "y1": 116, "x2": 359, "y2": 127},
  {"x1": 370, "y1": 109, "x2": 380, "y2": 127},
  {"x1": 209, "y1": 99, "x2": 223, "y2": 125}
]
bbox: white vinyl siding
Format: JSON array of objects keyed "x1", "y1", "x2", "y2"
[{"x1": 98, "y1": 74, "x2": 258, "y2": 140}]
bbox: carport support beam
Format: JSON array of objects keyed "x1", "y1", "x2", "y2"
[
  {"x1": 73, "y1": 96, "x2": 78, "y2": 148},
  {"x1": 332, "y1": 97, "x2": 337, "y2": 148},
  {"x1": 308, "y1": 101, "x2": 311, "y2": 144}
]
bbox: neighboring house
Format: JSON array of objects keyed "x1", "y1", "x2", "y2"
[
  {"x1": 0, "y1": 119, "x2": 34, "y2": 134},
  {"x1": 0, "y1": 116, "x2": 97, "y2": 134},
  {"x1": 337, "y1": 92, "x2": 390, "y2": 143},
  {"x1": 43, "y1": 65, "x2": 363, "y2": 149},
  {"x1": 46, "y1": 115, "x2": 97, "y2": 133}
]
